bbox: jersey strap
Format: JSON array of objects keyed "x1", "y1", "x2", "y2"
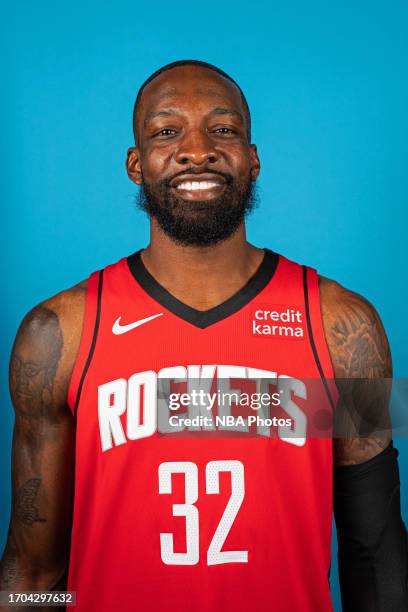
[
  {"x1": 303, "y1": 265, "x2": 339, "y2": 410},
  {"x1": 67, "y1": 270, "x2": 104, "y2": 415}
]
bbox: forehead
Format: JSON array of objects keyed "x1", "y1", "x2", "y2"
[
  {"x1": 14, "y1": 334, "x2": 49, "y2": 362},
  {"x1": 137, "y1": 66, "x2": 246, "y2": 124}
]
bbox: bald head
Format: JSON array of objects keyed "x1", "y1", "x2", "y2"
[{"x1": 132, "y1": 60, "x2": 251, "y2": 145}]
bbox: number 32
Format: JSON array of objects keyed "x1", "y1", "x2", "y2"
[{"x1": 158, "y1": 460, "x2": 247, "y2": 566}]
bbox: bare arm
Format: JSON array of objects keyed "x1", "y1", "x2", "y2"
[
  {"x1": 319, "y1": 276, "x2": 392, "y2": 465},
  {"x1": 320, "y1": 276, "x2": 408, "y2": 610},
  {"x1": 0, "y1": 283, "x2": 86, "y2": 604}
]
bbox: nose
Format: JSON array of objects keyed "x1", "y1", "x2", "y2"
[{"x1": 174, "y1": 129, "x2": 219, "y2": 166}]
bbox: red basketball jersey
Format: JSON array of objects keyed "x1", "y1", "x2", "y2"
[{"x1": 66, "y1": 248, "x2": 338, "y2": 611}]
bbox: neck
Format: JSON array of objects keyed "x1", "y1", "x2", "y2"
[{"x1": 140, "y1": 220, "x2": 264, "y2": 311}]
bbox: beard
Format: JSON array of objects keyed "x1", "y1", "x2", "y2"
[{"x1": 136, "y1": 171, "x2": 258, "y2": 247}]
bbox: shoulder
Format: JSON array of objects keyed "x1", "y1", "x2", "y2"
[
  {"x1": 318, "y1": 274, "x2": 379, "y2": 327},
  {"x1": 10, "y1": 279, "x2": 89, "y2": 412},
  {"x1": 317, "y1": 275, "x2": 392, "y2": 379},
  {"x1": 17, "y1": 278, "x2": 88, "y2": 347}
]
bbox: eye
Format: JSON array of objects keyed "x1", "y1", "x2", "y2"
[
  {"x1": 213, "y1": 127, "x2": 236, "y2": 135},
  {"x1": 154, "y1": 128, "x2": 177, "y2": 138},
  {"x1": 11, "y1": 356, "x2": 22, "y2": 371},
  {"x1": 24, "y1": 363, "x2": 41, "y2": 377}
]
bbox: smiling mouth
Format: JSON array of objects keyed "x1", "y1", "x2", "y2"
[{"x1": 170, "y1": 175, "x2": 227, "y2": 200}]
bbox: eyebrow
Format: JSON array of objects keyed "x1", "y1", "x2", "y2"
[
  {"x1": 144, "y1": 110, "x2": 177, "y2": 126},
  {"x1": 144, "y1": 106, "x2": 244, "y2": 127},
  {"x1": 209, "y1": 107, "x2": 243, "y2": 121}
]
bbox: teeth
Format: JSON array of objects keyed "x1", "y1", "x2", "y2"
[{"x1": 176, "y1": 181, "x2": 219, "y2": 191}]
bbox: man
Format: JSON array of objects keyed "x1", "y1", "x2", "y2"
[{"x1": 1, "y1": 60, "x2": 407, "y2": 611}]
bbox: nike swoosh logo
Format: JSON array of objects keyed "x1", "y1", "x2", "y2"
[{"x1": 112, "y1": 313, "x2": 163, "y2": 335}]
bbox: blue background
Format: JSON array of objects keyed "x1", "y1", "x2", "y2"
[{"x1": 1, "y1": 2, "x2": 407, "y2": 608}]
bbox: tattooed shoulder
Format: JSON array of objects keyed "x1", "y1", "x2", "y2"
[
  {"x1": 318, "y1": 276, "x2": 392, "y2": 465},
  {"x1": 318, "y1": 276, "x2": 391, "y2": 379},
  {"x1": 9, "y1": 280, "x2": 88, "y2": 420}
]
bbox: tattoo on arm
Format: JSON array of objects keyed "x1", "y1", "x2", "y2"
[
  {"x1": 9, "y1": 308, "x2": 63, "y2": 422},
  {"x1": 15, "y1": 479, "x2": 46, "y2": 526},
  {"x1": 1, "y1": 304, "x2": 75, "y2": 591},
  {"x1": 321, "y1": 282, "x2": 393, "y2": 465},
  {"x1": 330, "y1": 293, "x2": 391, "y2": 379},
  {"x1": 0, "y1": 528, "x2": 19, "y2": 589}
]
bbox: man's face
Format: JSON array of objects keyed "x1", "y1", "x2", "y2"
[{"x1": 127, "y1": 66, "x2": 260, "y2": 246}]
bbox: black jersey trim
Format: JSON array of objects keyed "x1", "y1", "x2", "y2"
[
  {"x1": 74, "y1": 269, "x2": 104, "y2": 416},
  {"x1": 302, "y1": 265, "x2": 336, "y2": 411},
  {"x1": 127, "y1": 248, "x2": 279, "y2": 329}
]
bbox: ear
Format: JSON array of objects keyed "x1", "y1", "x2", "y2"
[
  {"x1": 249, "y1": 144, "x2": 261, "y2": 181},
  {"x1": 126, "y1": 147, "x2": 142, "y2": 185}
]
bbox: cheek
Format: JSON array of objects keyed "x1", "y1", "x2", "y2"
[
  {"x1": 141, "y1": 147, "x2": 173, "y2": 182},
  {"x1": 26, "y1": 373, "x2": 44, "y2": 395},
  {"x1": 223, "y1": 146, "x2": 252, "y2": 173}
]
